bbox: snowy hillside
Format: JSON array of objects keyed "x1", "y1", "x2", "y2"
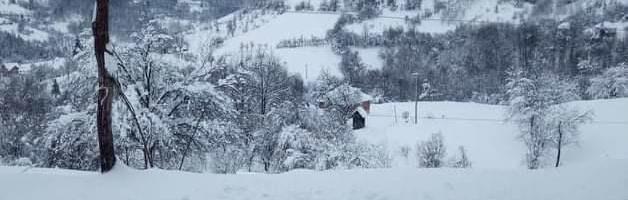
[
  {"x1": 187, "y1": 0, "x2": 628, "y2": 82},
  {"x1": 184, "y1": 11, "x2": 343, "y2": 81},
  {"x1": 356, "y1": 98, "x2": 628, "y2": 169}
]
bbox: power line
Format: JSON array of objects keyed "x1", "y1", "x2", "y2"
[{"x1": 367, "y1": 114, "x2": 628, "y2": 125}]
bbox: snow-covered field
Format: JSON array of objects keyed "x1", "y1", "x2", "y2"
[
  {"x1": 1, "y1": 99, "x2": 627, "y2": 200},
  {"x1": 216, "y1": 12, "x2": 341, "y2": 81},
  {"x1": 0, "y1": 160, "x2": 628, "y2": 200},
  {"x1": 356, "y1": 98, "x2": 628, "y2": 169},
  {"x1": 1, "y1": 157, "x2": 627, "y2": 200}
]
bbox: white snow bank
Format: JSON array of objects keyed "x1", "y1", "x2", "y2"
[{"x1": 1, "y1": 159, "x2": 627, "y2": 200}]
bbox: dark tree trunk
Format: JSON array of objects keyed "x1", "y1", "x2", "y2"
[
  {"x1": 555, "y1": 121, "x2": 563, "y2": 168},
  {"x1": 93, "y1": 0, "x2": 116, "y2": 173}
]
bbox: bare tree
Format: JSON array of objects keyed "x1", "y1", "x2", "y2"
[{"x1": 93, "y1": 0, "x2": 116, "y2": 173}]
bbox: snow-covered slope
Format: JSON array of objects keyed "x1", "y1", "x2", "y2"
[
  {"x1": 179, "y1": 0, "x2": 628, "y2": 83},
  {"x1": 0, "y1": 0, "x2": 32, "y2": 15},
  {"x1": 0, "y1": 0, "x2": 54, "y2": 42},
  {"x1": 186, "y1": 0, "x2": 534, "y2": 82},
  {"x1": 212, "y1": 12, "x2": 342, "y2": 81},
  {"x1": 356, "y1": 98, "x2": 628, "y2": 169}
]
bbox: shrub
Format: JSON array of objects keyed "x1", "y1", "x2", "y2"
[
  {"x1": 416, "y1": 132, "x2": 446, "y2": 168},
  {"x1": 450, "y1": 146, "x2": 472, "y2": 168}
]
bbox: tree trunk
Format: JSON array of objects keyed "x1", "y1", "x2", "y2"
[
  {"x1": 93, "y1": 0, "x2": 116, "y2": 173},
  {"x1": 555, "y1": 121, "x2": 563, "y2": 168},
  {"x1": 178, "y1": 116, "x2": 204, "y2": 170}
]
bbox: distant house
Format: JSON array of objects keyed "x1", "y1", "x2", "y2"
[
  {"x1": 351, "y1": 94, "x2": 372, "y2": 130},
  {"x1": 0, "y1": 64, "x2": 7, "y2": 76},
  {"x1": 1, "y1": 65, "x2": 19, "y2": 77},
  {"x1": 8, "y1": 66, "x2": 19, "y2": 76}
]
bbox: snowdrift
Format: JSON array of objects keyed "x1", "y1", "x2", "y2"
[{"x1": 1, "y1": 159, "x2": 627, "y2": 200}]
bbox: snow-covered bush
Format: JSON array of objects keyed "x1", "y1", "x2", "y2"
[
  {"x1": 14, "y1": 157, "x2": 33, "y2": 167},
  {"x1": 271, "y1": 125, "x2": 320, "y2": 172},
  {"x1": 208, "y1": 147, "x2": 247, "y2": 174},
  {"x1": 450, "y1": 146, "x2": 472, "y2": 168},
  {"x1": 335, "y1": 142, "x2": 392, "y2": 169},
  {"x1": 587, "y1": 64, "x2": 628, "y2": 99},
  {"x1": 41, "y1": 110, "x2": 99, "y2": 170},
  {"x1": 416, "y1": 133, "x2": 447, "y2": 168}
]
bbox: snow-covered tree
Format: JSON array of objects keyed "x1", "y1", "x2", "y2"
[
  {"x1": 0, "y1": 68, "x2": 52, "y2": 165},
  {"x1": 340, "y1": 50, "x2": 366, "y2": 87},
  {"x1": 323, "y1": 83, "x2": 364, "y2": 123},
  {"x1": 356, "y1": 0, "x2": 380, "y2": 19},
  {"x1": 588, "y1": 64, "x2": 628, "y2": 99},
  {"x1": 41, "y1": 109, "x2": 99, "y2": 170},
  {"x1": 106, "y1": 20, "x2": 233, "y2": 170},
  {"x1": 506, "y1": 68, "x2": 587, "y2": 169}
]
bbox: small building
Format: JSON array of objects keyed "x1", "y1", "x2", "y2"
[
  {"x1": 8, "y1": 66, "x2": 19, "y2": 76},
  {"x1": 351, "y1": 96, "x2": 372, "y2": 130}
]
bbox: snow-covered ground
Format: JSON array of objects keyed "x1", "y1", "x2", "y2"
[
  {"x1": 356, "y1": 98, "x2": 628, "y2": 169},
  {"x1": 0, "y1": 0, "x2": 32, "y2": 15},
  {"x1": 215, "y1": 12, "x2": 341, "y2": 81},
  {"x1": 1, "y1": 99, "x2": 627, "y2": 200},
  {"x1": 1, "y1": 157, "x2": 627, "y2": 200}
]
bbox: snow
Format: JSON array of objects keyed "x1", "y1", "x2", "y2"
[
  {"x1": 187, "y1": 12, "x2": 342, "y2": 81},
  {"x1": 353, "y1": 47, "x2": 383, "y2": 70},
  {"x1": 1, "y1": 99, "x2": 627, "y2": 199},
  {"x1": 218, "y1": 12, "x2": 339, "y2": 53},
  {"x1": 599, "y1": 21, "x2": 628, "y2": 38},
  {"x1": 2, "y1": 57, "x2": 66, "y2": 72},
  {"x1": 345, "y1": 16, "x2": 457, "y2": 35},
  {"x1": 0, "y1": 22, "x2": 50, "y2": 42},
  {"x1": 275, "y1": 47, "x2": 341, "y2": 80},
  {"x1": 356, "y1": 98, "x2": 628, "y2": 169},
  {"x1": 0, "y1": 0, "x2": 32, "y2": 15},
  {"x1": 355, "y1": 106, "x2": 368, "y2": 117},
  {"x1": 1, "y1": 159, "x2": 627, "y2": 200},
  {"x1": 457, "y1": 0, "x2": 528, "y2": 22}
]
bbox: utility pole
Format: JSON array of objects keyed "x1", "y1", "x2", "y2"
[
  {"x1": 393, "y1": 104, "x2": 398, "y2": 124},
  {"x1": 93, "y1": 0, "x2": 116, "y2": 173},
  {"x1": 412, "y1": 72, "x2": 419, "y2": 124}
]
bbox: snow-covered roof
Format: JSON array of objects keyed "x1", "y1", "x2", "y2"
[
  {"x1": 354, "y1": 106, "x2": 368, "y2": 117},
  {"x1": 361, "y1": 92, "x2": 373, "y2": 102}
]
